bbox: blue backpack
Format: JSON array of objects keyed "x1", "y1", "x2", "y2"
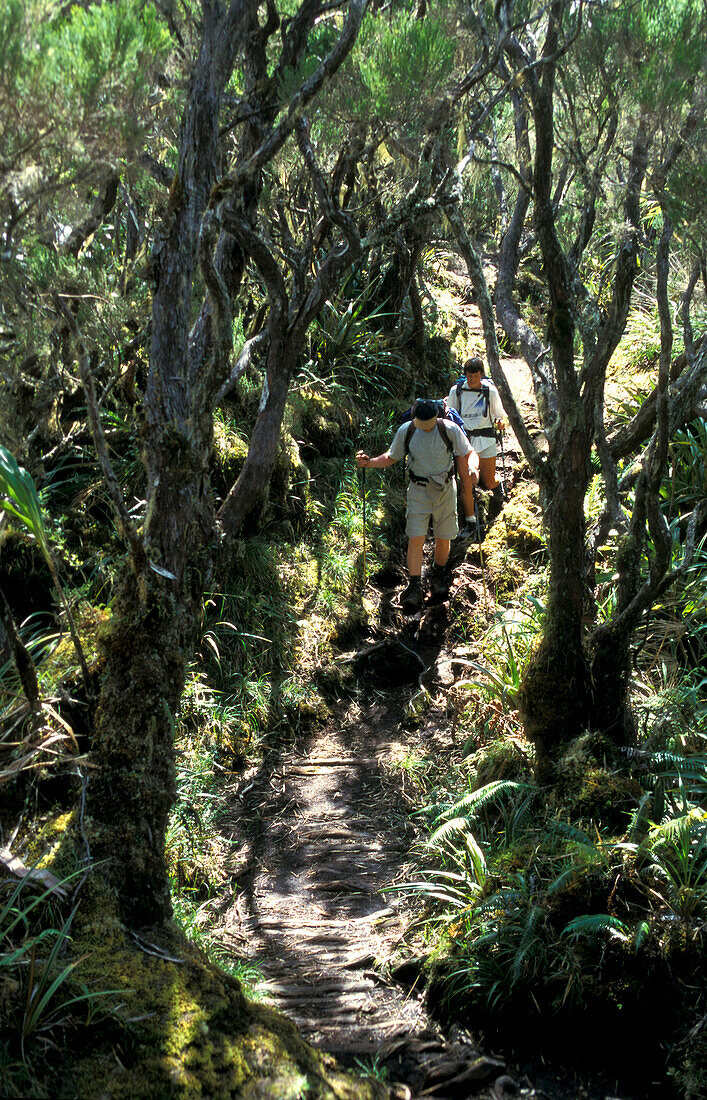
[{"x1": 400, "y1": 400, "x2": 464, "y2": 464}]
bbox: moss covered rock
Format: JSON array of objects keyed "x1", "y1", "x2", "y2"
[{"x1": 291, "y1": 387, "x2": 358, "y2": 458}]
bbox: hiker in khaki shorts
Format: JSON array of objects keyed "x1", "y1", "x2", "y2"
[{"x1": 356, "y1": 399, "x2": 475, "y2": 613}]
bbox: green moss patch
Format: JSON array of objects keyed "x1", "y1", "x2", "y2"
[{"x1": 4, "y1": 818, "x2": 386, "y2": 1100}]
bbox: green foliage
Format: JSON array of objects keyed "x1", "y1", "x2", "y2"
[
  {"x1": 411, "y1": 712, "x2": 707, "y2": 1034},
  {"x1": 2, "y1": 0, "x2": 170, "y2": 162},
  {"x1": 1, "y1": 868, "x2": 120, "y2": 1091},
  {"x1": 301, "y1": 279, "x2": 404, "y2": 402},
  {"x1": 46, "y1": 0, "x2": 171, "y2": 113},
  {"x1": 0, "y1": 445, "x2": 51, "y2": 560},
  {"x1": 276, "y1": 18, "x2": 341, "y2": 104},
  {"x1": 454, "y1": 599, "x2": 545, "y2": 721},
  {"x1": 665, "y1": 421, "x2": 707, "y2": 518},
  {"x1": 355, "y1": 7, "x2": 455, "y2": 123}
]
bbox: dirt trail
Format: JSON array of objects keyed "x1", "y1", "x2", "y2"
[
  {"x1": 217, "y1": 262, "x2": 549, "y2": 1097},
  {"x1": 222, "y1": 704, "x2": 425, "y2": 1052},
  {"x1": 221, "y1": 655, "x2": 520, "y2": 1098}
]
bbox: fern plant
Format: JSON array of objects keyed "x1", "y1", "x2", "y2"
[{"x1": 0, "y1": 445, "x2": 90, "y2": 694}]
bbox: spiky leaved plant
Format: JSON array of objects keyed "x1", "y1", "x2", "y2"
[{"x1": 0, "y1": 445, "x2": 90, "y2": 694}]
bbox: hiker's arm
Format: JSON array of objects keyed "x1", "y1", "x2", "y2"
[
  {"x1": 356, "y1": 451, "x2": 397, "y2": 469},
  {"x1": 455, "y1": 449, "x2": 478, "y2": 479}
]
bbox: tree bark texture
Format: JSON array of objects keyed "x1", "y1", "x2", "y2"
[{"x1": 85, "y1": 0, "x2": 371, "y2": 924}]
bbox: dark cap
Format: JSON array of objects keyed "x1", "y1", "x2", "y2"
[
  {"x1": 464, "y1": 357, "x2": 484, "y2": 375},
  {"x1": 412, "y1": 399, "x2": 438, "y2": 422}
]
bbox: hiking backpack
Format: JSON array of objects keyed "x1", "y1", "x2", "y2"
[
  {"x1": 400, "y1": 399, "x2": 464, "y2": 434},
  {"x1": 399, "y1": 400, "x2": 462, "y2": 481},
  {"x1": 452, "y1": 377, "x2": 491, "y2": 418}
]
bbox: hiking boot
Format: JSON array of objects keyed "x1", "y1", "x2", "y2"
[
  {"x1": 400, "y1": 577, "x2": 423, "y2": 614},
  {"x1": 492, "y1": 483, "x2": 506, "y2": 503},
  {"x1": 429, "y1": 565, "x2": 449, "y2": 600}
]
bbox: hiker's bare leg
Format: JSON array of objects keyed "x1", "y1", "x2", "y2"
[
  {"x1": 433, "y1": 538, "x2": 450, "y2": 567},
  {"x1": 407, "y1": 535, "x2": 426, "y2": 577},
  {"x1": 479, "y1": 455, "x2": 499, "y2": 491}
]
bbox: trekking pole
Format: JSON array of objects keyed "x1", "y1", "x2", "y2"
[
  {"x1": 496, "y1": 423, "x2": 507, "y2": 498},
  {"x1": 473, "y1": 485, "x2": 483, "y2": 545},
  {"x1": 360, "y1": 465, "x2": 367, "y2": 588},
  {"x1": 472, "y1": 485, "x2": 489, "y2": 614}
]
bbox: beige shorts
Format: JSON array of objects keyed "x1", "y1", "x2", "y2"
[{"x1": 406, "y1": 479, "x2": 458, "y2": 539}]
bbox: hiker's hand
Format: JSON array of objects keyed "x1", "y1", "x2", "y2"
[
  {"x1": 356, "y1": 451, "x2": 369, "y2": 468},
  {"x1": 495, "y1": 419, "x2": 507, "y2": 434}
]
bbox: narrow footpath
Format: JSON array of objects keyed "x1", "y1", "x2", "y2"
[
  {"x1": 219, "y1": 617, "x2": 529, "y2": 1099},
  {"x1": 214, "y1": 259, "x2": 630, "y2": 1099}
]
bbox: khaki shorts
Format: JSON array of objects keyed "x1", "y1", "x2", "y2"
[{"x1": 406, "y1": 479, "x2": 458, "y2": 539}]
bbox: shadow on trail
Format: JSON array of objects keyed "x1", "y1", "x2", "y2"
[{"x1": 216, "y1": 571, "x2": 455, "y2": 1059}]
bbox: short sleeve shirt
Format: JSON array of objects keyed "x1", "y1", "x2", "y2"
[{"x1": 388, "y1": 421, "x2": 472, "y2": 488}]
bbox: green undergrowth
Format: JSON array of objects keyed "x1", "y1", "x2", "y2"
[
  {"x1": 400, "y1": 501, "x2": 707, "y2": 1098},
  {"x1": 401, "y1": 658, "x2": 707, "y2": 1093}
]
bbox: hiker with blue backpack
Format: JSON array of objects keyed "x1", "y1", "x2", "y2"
[
  {"x1": 448, "y1": 357, "x2": 506, "y2": 537},
  {"x1": 356, "y1": 398, "x2": 476, "y2": 613}
]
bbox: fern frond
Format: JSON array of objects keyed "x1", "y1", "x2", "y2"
[
  {"x1": 476, "y1": 890, "x2": 526, "y2": 916},
  {"x1": 512, "y1": 790, "x2": 540, "y2": 834},
  {"x1": 561, "y1": 914, "x2": 629, "y2": 941},
  {"x1": 435, "y1": 781, "x2": 532, "y2": 824},
  {"x1": 647, "y1": 815, "x2": 692, "y2": 847},
  {"x1": 547, "y1": 866, "x2": 583, "y2": 894},
  {"x1": 511, "y1": 905, "x2": 545, "y2": 986},
  {"x1": 633, "y1": 920, "x2": 651, "y2": 951},
  {"x1": 628, "y1": 793, "x2": 653, "y2": 842},
  {"x1": 428, "y1": 816, "x2": 474, "y2": 847}
]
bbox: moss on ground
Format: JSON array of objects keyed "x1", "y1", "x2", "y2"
[{"x1": 5, "y1": 815, "x2": 387, "y2": 1100}]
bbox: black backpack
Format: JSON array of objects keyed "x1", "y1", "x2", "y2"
[
  {"x1": 403, "y1": 418, "x2": 455, "y2": 461},
  {"x1": 452, "y1": 377, "x2": 491, "y2": 418},
  {"x1": 401, "y1": 411, "x2": 458, "y2": 485}
]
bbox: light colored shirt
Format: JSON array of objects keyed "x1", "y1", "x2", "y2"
[
  {"x1": 448, "y1": 380, "x2": 504, "y2": 431},
  {"x1": 388, "y1": 421, "x2": 471, "y2": 487}
]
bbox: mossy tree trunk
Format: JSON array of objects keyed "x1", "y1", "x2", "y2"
[
  {"x1": 83, "y1": 0, "x2": 374, "y2": 925},
  {"x1": 517, "y1": 414, "x2": 593, "y2": 775},
  {"x1": 88, "y1": 572, "x2": 194, "y2": 923},
  {"x1": 446, "y1": 0, "x2": 679, "y2": 778}
]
